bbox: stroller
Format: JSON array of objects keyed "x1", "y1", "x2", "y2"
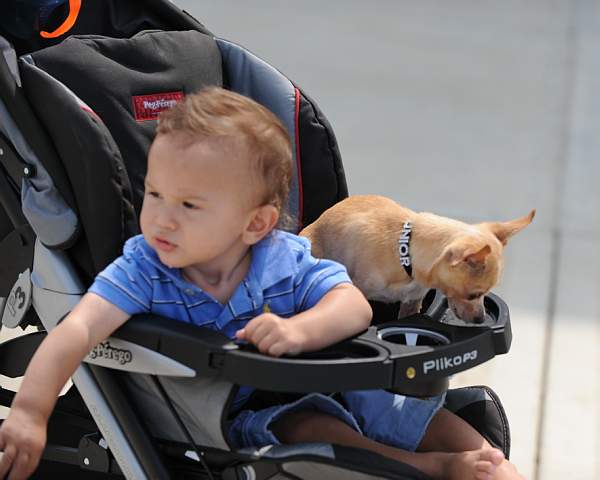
[{"x1": 0, "y1": 1, "x2": 512, "y2": 478}]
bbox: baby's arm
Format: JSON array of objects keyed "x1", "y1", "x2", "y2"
[
  {"x1": 0, "y1": 293, "x2": 130, "y2": 480},
  {"x1": 236, "y1": 283, "x2": 372, "y2": 356}
]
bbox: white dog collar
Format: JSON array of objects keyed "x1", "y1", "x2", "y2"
[{"x1": 398, "y1": 221, "x2": 413, "y2": 277}]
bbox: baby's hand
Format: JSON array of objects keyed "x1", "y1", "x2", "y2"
[
  {"x1": 0, "y1": 406, "x2": 47, "y2": 480},
  {"x1": 236, "y1": 313, "x2": 306, "y2": 357}
]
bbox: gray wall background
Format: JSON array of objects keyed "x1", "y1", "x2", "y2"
[{"x1": 188, "y1": 1, "x2": 566, "y2": 226}]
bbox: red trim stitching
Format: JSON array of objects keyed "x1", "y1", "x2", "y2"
[
  {"x1": 294, "y1": 88, "x2": 304, "y2": 230},
  {"x1": 80, "y1": 105, "x2": 102, "y2": 123}
]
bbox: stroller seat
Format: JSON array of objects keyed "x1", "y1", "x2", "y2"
[{"x1": 0, "y1": 2, "x2": 511, "y2": 478}]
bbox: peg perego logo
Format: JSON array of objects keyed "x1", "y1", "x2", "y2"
[
  {"x1": 143, "y1": 98, "x2": 178, "y2": 110},
  {"x1": 423, "y1": 350, "x2": 478, "y2": 374},
  {"x1": 132, "y1": 91, "x2": 184, "y2": 121},
  {"x1": 89, "y1": 341, "x2": 133, "y2": 365}
]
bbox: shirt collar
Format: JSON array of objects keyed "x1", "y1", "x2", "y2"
[
  {"x1": 128, "y1": 229, "x2": 298, "y2": 303},
  {"x1": 247, "y1": 230, "x2": 299, "y2": 291}
]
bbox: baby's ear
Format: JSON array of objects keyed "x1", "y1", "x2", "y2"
[{"x1": 244, "y1": 205, "x2": 279, "y2": 245}]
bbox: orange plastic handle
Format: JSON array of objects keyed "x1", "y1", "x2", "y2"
[{"x1": 40, "y1": 0, "x2": 81, "y2": 39}]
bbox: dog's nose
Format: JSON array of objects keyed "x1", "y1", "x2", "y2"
[{"x1": 473, "y1": 315, "x2": 485, "y2": 324}]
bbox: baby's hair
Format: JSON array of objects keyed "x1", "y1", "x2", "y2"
[{"x1": 156, "y1": 87, "x2": 294, "y2": 229}]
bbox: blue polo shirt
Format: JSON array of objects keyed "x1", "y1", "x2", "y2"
[
  {"x1": 89, "y1": 230, "x2": 351, "y2": 409},
  {"x1": 90, "y1": 230, "x2": 351, "y2": 336}
]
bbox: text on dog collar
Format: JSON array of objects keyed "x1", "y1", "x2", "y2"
[{"x1": 398, "y1": 221, "x2": 413, "y2": 277}]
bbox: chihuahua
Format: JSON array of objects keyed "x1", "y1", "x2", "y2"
[{"x1": 300, "y1": 195, "x2": 535, "y2": 323}]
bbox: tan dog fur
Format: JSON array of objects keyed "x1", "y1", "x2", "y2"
[{"x1": 300, "y1": 195, "x2": 535, "y2": 323}]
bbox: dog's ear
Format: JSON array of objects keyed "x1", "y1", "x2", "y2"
[
  {"x1": 483, "y1": 209, "x2": 536, "y2": 246},
  {"x1": 464, "y1": 244, "x2": 492, "y2": 267},
  {"x1": 446, "y1": 243, "x2": 491, "y2": 267}
]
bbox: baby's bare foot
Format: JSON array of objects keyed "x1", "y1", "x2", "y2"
[
  {"x1": 495, "y1": 459, "x2": 527, "y2": 480},
  {"x1": 443, "y1": 448, "x2": 504, "y2": 480}
]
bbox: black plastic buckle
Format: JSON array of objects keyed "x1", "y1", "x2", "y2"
[{"x1": 77, "y1": 433, "x2": 112, "y2": 473}]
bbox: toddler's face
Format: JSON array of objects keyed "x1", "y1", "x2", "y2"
[{"x1": 140, "y1": 134, "x2": 260, "y2": 271}]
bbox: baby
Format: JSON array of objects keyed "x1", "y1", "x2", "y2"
[{"x1": 0, "y1": 87, "x2": 523, "y2": 480}]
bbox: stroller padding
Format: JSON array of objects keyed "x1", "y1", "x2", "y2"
[
  {"x1": 20, "y1": 58, "x2": 136, "y2": 271},
  {"x1": 123, "y1": 373, "x2": 233, "y2": 450},
  {"x1": 0, "y1": 94, "x2": 78, "y2": 248},
  {"x1": 25, "y1": 30, "x2": 222, "y2": 216},
  {"x1": 18, "y1": 29, "x2": 223, "y2": 275},
  {"x1": 216, "y1": 38, "x2": 301, "y2": 226},
  {"x1": 5, "y1": 24, "x2": 348, "y2": 284}
]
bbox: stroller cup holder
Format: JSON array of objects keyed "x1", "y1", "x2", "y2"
[
  {"x1": 423, "y1": 291, "x2": 512, "y2": 355},
  {"x1": 110, "y1": 290, "x2": 512, "y2": 398}
]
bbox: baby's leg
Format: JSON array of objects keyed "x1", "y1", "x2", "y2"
[
  {"x1": 418, "y1": 407, "x2": 489, "y2": 452},
  {"x1": 271, "y1": 410, "x2": 509, "y2": 480},
  {"x1": 418, "y1": 408, "x2": 525, "y2": 480}
]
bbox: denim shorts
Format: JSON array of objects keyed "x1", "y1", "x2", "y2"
[{"x1": 227, "y1": 390, "x2": 445, "y2": 452}]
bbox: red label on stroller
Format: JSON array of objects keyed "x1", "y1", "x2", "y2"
[{"x1": 132, "y1": 91, "x2": 184, "y2": 122}]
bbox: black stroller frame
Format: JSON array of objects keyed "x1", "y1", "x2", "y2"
[{"x1": 0, "y1": 2, "x2": 512, "y2": 478}]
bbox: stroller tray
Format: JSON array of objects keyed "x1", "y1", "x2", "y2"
[{"x1": 108, "y1": 291, "x2": 512, "y2": 397}]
